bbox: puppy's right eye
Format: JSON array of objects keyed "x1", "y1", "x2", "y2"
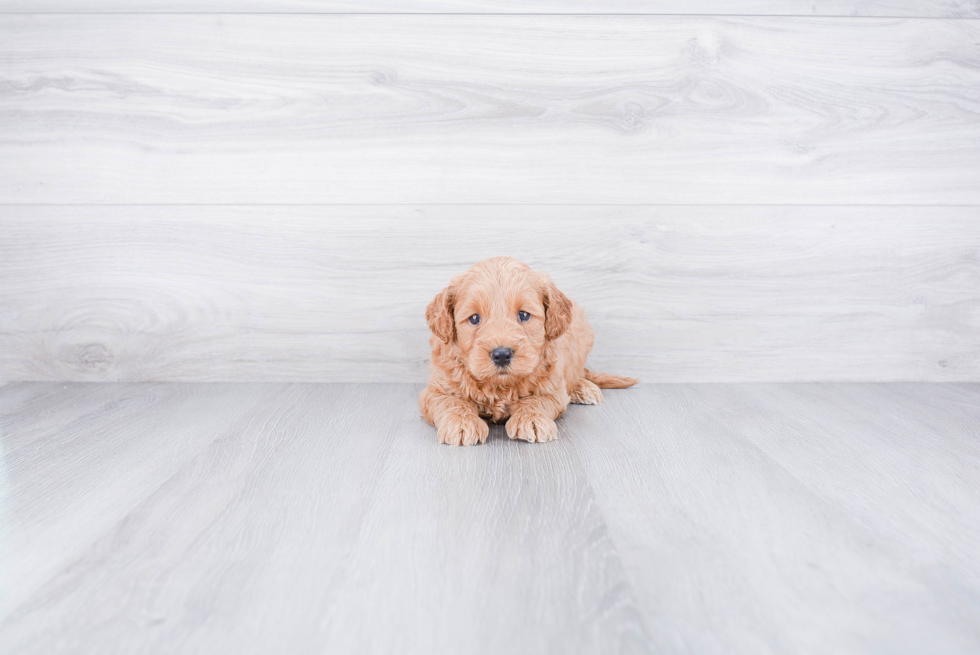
[{"x1": 468, "y1": 314, "x2": 481, "y2": 325}]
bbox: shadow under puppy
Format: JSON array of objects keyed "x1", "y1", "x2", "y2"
[{"x1": 420, "y1": 257, "x2": 638, "y2": 446}]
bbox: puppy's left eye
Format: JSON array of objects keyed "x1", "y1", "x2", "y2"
[{"x1": 518, "y1": 311, "x2": 531, "y2": 322}]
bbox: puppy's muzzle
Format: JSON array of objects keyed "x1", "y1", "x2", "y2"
[{"x1": 491, "y1": 347, "x2": 514, "y2": 368}]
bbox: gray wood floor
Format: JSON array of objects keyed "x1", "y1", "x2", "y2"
[{"x1": 1, "y1": 382, "x2": 977, "y2": 654}]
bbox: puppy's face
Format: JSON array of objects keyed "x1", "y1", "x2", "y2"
[{"x1": 426, "y1": 258, "x2": 571, "y2": 383}]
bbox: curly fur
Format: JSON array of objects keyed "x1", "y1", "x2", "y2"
[{"x1": 419, "y1": 257, "x2": 638, "y2": 446}]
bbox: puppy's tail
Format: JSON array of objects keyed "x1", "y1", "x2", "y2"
[{"x1": 584, "y1": 368, "x2": 639, "y2": 389}]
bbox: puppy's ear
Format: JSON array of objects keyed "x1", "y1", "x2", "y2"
[
  {"x1": 542, "y1": 276, "x2": 573, "y2": 341},
  {"x1": 426, "y1": 284, "x2": 457, "y2": 344}
]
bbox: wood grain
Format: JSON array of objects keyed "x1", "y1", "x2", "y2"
[
  {"x1": 315, "y1": 410, "x2": 650, "y2": 654},
  {"x1": 2, "y1": 382, "x2": 978, "y2": 652},
  {"x1": 1, "y1": 15, "x2": 979, "y2": 204},
  {"x1": 1, "y1": 1, "x2": 978, "y2": 16},
  {"x1": 0, "y1": 383, "x2": 422, "y2": 651},
  {"x1": 0, "y1": 382, "x2": 652, "y2": 654},
  {"x1": 2, "y1": 205, "x2": 978, "y2": 384},
  {"x1": 570, "y1": 383, "x2": 980, "y2": 654},
  {"x1": 0, "y1": 383, "x2": 294, "y2": 618}
]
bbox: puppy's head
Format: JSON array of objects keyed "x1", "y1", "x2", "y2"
[{"x1": 426, "y1": 257, "x2": 572, "y2": 382}]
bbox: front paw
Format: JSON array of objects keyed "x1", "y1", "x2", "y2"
[
  {"x1": 506, "y1": 408, "x2": 558, "y2": 443},
  {"x1": 437, "y1": 412, "x2": 490, "y2": 447}
]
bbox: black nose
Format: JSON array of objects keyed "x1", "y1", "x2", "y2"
[{"x1": 491, "y1": 347, "x2": 514, "y2": 367}]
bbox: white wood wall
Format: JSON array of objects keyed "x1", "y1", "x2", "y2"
[{"x1": 1, "y1": 4, "x2": 978, "y2": 383}]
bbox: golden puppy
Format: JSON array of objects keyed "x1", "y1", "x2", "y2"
[{"x1": 419, "y1": 257, "x2": 638, "y2": 446}]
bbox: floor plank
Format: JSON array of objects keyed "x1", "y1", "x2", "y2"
[
  {"x1": 315, "y1": 414, "x2": 650, "y2": 654},
  {"x1": 567, "y1": 383, "x2": 980, "y2": 654},
  {"x1": 732, "y1": 383, "x2": 980, "y2": 591},
  {"x1": 2, "y1": 205, "x2": 978, "y2": 384},
  {"x1": 0, "y1": 384, "x2": 419, "y2": 652},
  {"x1": 2, "y1": 382, "x2": 979, "y2": 653},
  {"x1": 0, "y1": 383, "x2": 651, "y2": 654},
  {"x1": 2, "y1": 15, "x2": 978, "y2": 204},
  {"x1": 0, "y1": 383, "x2": 294, "y2": 619}
]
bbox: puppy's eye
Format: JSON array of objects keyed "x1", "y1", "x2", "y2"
[
  {"x1": 468, "y1": 314, "x2": 481, "y2": 325},
  {"x1": 518, "y1": 311, "x2": 531, "y2": 322}
]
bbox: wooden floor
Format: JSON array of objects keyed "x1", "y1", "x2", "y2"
[{"x1": 0, "y1": 383, "x2": 978, "y2": 653}]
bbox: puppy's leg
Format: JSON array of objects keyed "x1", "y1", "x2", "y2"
[
  {"x1": 506, "y1": 393, "x2": 567, "y2": 443},
  {"x1": 419, "y1": 386, "x2": 489, "y2": 446},
  {"x1": 570, "y1": 378, "x2": 603, "y2": 405}
]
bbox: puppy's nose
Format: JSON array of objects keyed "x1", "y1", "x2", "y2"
[{"x1": 491, "y1": 347, "x2": 514, "y2": 368}]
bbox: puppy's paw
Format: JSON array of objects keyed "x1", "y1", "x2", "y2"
[
  {"x1": 506, "y1": 408, "x2": 558, "y2": 443},
  {"x1": 437, "y1": 412, "x2": 489, "y2": 447},
  {"x1": 570, "y1": 378, "x2": 603, "y2": 405}
]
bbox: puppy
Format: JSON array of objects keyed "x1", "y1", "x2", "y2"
[{"x1": 419, "y1": 257, "x2": 638, "y2": 446}]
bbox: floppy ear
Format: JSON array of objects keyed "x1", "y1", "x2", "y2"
[
  {"x1": 542, "y1": 276, "x2": 573, "y2": 341},
  {"x1": 426, "y1": 285, "x2": 456, "y2": 344}
]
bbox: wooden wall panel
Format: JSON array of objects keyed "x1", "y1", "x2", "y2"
[
  {"x1": 0, "y1": 1, "x2": 977, "y2": 17},
  {"x1": 2, "y1": 205, "x2": 977, "y2": 383},
  {"x1": 1, "y1": 16, "x2": 978, "y2": 205},
  {"x1": 3, "y1": 12, "x2": 977, "y2": 382}
]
